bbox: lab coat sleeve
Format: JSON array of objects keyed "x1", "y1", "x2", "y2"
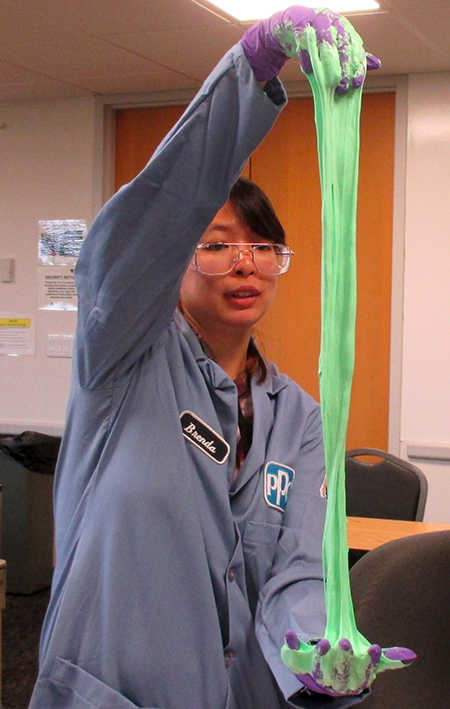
[
  {"x1": 74, "y1": 43, "x2": 286, "y2": 389},
  {"x1": 255, "y1": 406, "x2": 366, "y2": 708}
]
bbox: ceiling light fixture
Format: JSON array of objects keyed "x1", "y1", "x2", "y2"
[{"x1": 192, "y1": 0, "x2": 380, "y2": 23}]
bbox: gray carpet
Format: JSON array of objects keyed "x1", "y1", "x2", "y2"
[{"x1": 2, "y1": 588, "x2": 50, "y2": 709}]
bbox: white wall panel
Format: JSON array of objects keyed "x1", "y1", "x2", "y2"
[
  {"x1": 401, "y1": 73, "x2": 450, "y2": 521},
  {"x1": 0, "y1": 96, "x2": 97, "y2": 433}
]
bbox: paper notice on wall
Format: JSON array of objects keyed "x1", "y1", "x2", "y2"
[
  {"x1": 0, "y1": 314, "x2": 35, "y2": 355},
  {"x1": 38, "y1": 266, "x2": 78, "y2": 310},
  {"x1": 38, "y1": 219, "x2": 87, "y2": 265}
]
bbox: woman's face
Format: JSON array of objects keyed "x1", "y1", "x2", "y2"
[{"x1": 180, "y1": 201, "x2": 278, "y2": 339}]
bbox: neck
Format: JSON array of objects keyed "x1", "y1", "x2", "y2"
[
  {"x1": 208, "y1": 335, "x2": 250, "y2": 381},
  {"x1": 182, "y1": 310, "x2": 251, "y2": 380}
]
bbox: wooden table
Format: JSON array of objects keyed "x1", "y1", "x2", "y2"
[{"x1": 347, "y1": 516, "x2": 450, "y2": 551}]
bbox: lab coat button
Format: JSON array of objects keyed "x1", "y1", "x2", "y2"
[
  {"x1": 227, "y1": 568, "x2": 236, "y2": 582},
  {"x1": 224, "y1": 651, "x2": 234, "y2": 667}
]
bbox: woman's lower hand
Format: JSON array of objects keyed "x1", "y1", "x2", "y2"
[{"x1": 282, "y1": 631, "x2": 416, "y2": 697}]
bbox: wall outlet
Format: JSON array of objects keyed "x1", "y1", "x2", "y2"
[{"x1": 46, "y1": 334, "x2": 74, "y2": 358}]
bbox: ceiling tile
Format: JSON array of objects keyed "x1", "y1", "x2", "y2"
[
  {"x1": 0, "y1": 6, "x2": 182, "y2": 82},
  {"x1": 0, "y1": 60, "x2": 91, "y2": 101},
  {"x1": 104, "y1": 24, "x2": 244, "y2": 79},
  {"x1": 79, "y1": 70, "x2": 200, "y2": 94},
  {"x1": 11, "y1": 0, "x2": 234, "y2": 35},
  {"x1": 381, "y1": 0, "x2": 450, "y2": 11},
  {"x1": 391, "y1": 7, "x2": 450, "y2": 56},
  {"x1": 352, "y1": 12, "x2": 432, "y2": 56}
]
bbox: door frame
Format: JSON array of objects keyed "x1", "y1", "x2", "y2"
[{"x1": 94, "y1": 73, "x2": 409, "y2": 456}]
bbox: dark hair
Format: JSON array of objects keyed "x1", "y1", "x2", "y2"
[{"x1": 228, "y1": 178, "x2": 286, "y2": 246}]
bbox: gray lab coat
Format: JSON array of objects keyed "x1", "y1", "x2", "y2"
[{"x1": 30, "y1": 43, "x2": 332, "y2": 709}]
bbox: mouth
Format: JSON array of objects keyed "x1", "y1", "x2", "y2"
[
  {"x1": 227, "y1": 286, "x2": 260, "y2": 298},
  {"x1": 225, "y1": 286, "x2": 261, "y2": 307}
]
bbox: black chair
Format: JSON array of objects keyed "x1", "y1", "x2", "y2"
[
  {"x1": 345, "y1": 448, "x2": 428, "y2": 567},
  {"x1": 345, "y1": 448, "x2": 428, "y2": 522},
  {"x1": 350, "y1": 530, "x2": 450, "y2": 708}
]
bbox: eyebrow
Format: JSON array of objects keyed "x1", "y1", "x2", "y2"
[{"x1": 205, "y1": 224, "x2": 234, "y2": 234}]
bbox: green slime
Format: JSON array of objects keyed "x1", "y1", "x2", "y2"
[{"x1": 275, "y1": 17, "x2": 414, "y2": 695}]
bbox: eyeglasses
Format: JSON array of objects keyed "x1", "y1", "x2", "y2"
[{"x1": 193, "y1": 242, "x2": 294, "y2": 276}]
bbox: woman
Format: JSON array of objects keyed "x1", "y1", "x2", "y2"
[{"x1": 30, "y1": 8, "x2": 374, "y2": 709}]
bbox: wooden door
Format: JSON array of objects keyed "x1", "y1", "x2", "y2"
[
  {"x1": 114, "y1": 92, "x2": 395, "y2": 450},
  {"x1": 250, "y1": 93, "x2": 395, "y2": 450}
]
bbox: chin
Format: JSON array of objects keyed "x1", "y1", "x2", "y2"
[{"x1": 223, "y1": 312, "x2": 263, "y2": 330}]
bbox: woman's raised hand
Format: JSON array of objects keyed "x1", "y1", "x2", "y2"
[{"x1": 241, "y1": 5, "x2": 380, "y2": 93}]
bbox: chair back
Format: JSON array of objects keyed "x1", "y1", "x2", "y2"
[
  {"x1": 350, "y1": 530, "x2": 450, "y2": 708},
  {"x1": 345, "y1": 448, "x2": 428, "y2": 521}
]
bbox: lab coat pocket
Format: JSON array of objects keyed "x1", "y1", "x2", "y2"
[
  {"x1": 243, "y1": 521, "x2": 281, "y2": 608},
  {"x1": 48, "y1": 657, "x2": 158, "y2": 709}
]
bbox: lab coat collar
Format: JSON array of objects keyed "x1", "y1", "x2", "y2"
[
  {"x1": 174, "y1": 310, "x2": 288, "y2": 396},
  {"x1": 174, "y1": 310, "x2": 234, "y2": 391}
]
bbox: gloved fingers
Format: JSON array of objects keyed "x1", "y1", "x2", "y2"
[
  {"x1": 285, "y1": 629, "x2": 301, "y2": 650},
  {"x1": 316, "y1": 638, "x2": 331, "y2": 656},
  {"x1": 295, "y1": 672, "x2": 337, "y2": 695},
  {"x1": 282, "y1": 635, "x2": 416, "y2": 696},
  {"x1": 313, "y1": 9, "x2": 360, "y2": 93},
  {"x1": 310, "y1": 9, "x2": 343, "y2": 46},
  {"x1": 299, "y1": 48, "x2": 313, "y2": 74},
  {"x1": 338, "y1": 637, "x2": 353, "y2": 652},
  {"x1": 293, "y1": 637, "x2": 354, "y2": 697},
  {"x1": 293, "y1": 638, "x2": 369, "y2": 697},
  {"x1": 368, "y1": 643, "x2": 382, "y2": 665},
  {"x1": 384, "y1": 647, "x2": 416, "y2": 664},
  {"x1": 351, "y1": 73, "x2": 365, "y2": 90},
  {"x1": 331, "y1": 15, "x2": 352, "y2": 93},
  {"x1": 301, "y1": 14, "x2": 362, "y2": 94},
  {"x1": 350, "y1": 51, "x2": 380, "y2": 89},
  {"x1": 284, "y1": 631, "x2": 319, "y2": 660},
  {"x1": 282, "y1": 636, "x2": 381, "y2": 696},
  {"x1": 376, "y1": 645, "x2": 417, "y2": 673},
  {"x1": 366, "y1": 52, "x2": 381, "y2": 70},
  {"x1": 242, "y1": 5, "x2": 378, "y2": 87}
]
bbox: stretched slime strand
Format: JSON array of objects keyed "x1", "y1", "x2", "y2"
[{"x1": 276, "y1": 16, "x2": 416, "y2": 696}]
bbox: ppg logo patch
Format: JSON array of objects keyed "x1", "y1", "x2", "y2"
[{"x1": 264, "y1": 462, "x2": 295, "y2": 512}]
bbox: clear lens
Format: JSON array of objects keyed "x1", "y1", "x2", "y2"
[
  {"x1": 253, "y1": 244, "x2": 291, "y2": 275},
  {"x1": 194, "y1": 243, "x2": 293, "y2": 276}
]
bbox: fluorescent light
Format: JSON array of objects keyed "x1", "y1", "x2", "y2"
[{"x1": 197, "y1": 0, "x2": 380, "y2": 22}]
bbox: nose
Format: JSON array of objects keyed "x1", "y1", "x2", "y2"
[{"x1": 233, "y1": 247, "x2": 256, "y2": 276}]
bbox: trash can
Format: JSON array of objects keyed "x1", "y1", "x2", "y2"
[{"x1": 0, "y1": 432, "x2": 60, "y2": 594}]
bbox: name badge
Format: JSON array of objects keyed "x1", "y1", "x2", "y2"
[
  {"x1": 180, "y1": 411, "x2": 230, "y2": 464},
  {"x1": 264, "y1": 462, "x2": 295, "y2": 512}
]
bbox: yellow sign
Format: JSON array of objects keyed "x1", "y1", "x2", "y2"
[{"x1": 0, "y1": 318, "x2": 31, "y2": 327}]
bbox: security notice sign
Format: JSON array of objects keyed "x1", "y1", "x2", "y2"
[
  {"x1": 38, "y1": 266, "x2": 78, "y2": 310},
  {"x1": 0, "y1": 314, "x2": 35, "y2": 355}
]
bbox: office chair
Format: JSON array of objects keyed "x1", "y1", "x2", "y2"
[
  {"x1": 350, "y1": 530, "x2": 450, "y2": 708},
  {"x1": 345, "y1": 448, "x2": 428, "y2": 566},
  {"x1": 345, "y1": 448, "x2": 428, "y2": 522}
]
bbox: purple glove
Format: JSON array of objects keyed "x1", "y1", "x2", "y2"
[
  {"x1": 284, "y1": 632, "x2": 416, "y2": 697},
  {"x1": 241, "y1": 6, "x2": 380, "y2": 92}
]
